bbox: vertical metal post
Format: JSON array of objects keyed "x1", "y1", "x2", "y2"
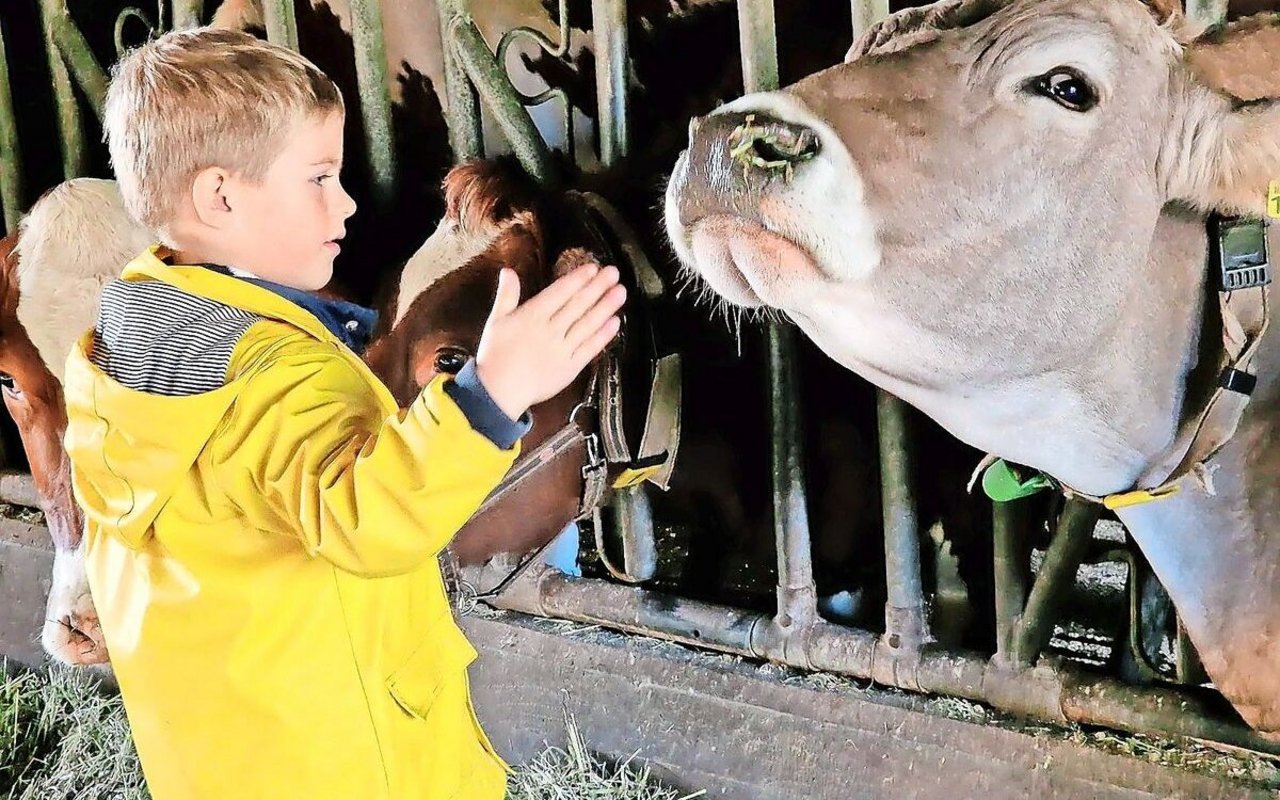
[
  {"x1": 992, "y1": 499, "x2": 1030, "y2": 661},
  {"x1": 587, "y1": 0, "x2": 653, "y2": 581},
  {"x1": 877, "y1": 391, "x2": 926, "y2": 650},
  {"x1": 769, "y1": 324, "x2": 818, "y2": 628},
  {"x1": 261, "y1": 0, "x2": 299, "y2": 52},
  {"x1": 49, "y1": 17, "x2": 107, "y2": 120},
  {"x1": 348, "y1": 0, "x2": 396, "y2": 207},
  {"x1": 171, "y1": 0, "x2": 205, "y2": 29},
  {"x1": 850, "y1": 0, "x2": 890, "y2": 42},
  {"x1": 436, "y1": 0, "x2": 483, "y2": 161},
  {"x1": 737, "y1": 0, "x2": 817, "y2": 628},
  {"x1": 39, "y1": 0, "x2": 85, "y2": 179},
  {"x1": 0, "y1": 20, "x2": 22, "y2": 234},
  {"x1": 1007, "y1": 498, "x2": 1100, "y2": 667},
  {"x1": 591, "y1": 0, "x2": 628, "y2": 165}
]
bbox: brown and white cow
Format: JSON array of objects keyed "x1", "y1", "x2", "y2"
[
  {"x1": 3, "y1": 179, "x2": 152, "y2": 665},
  {"x1": 665, "y1": 0, "x2": 1280, "y2": 732}
]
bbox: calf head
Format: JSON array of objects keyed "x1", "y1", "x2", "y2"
[{"x1": 366, "y1": 158, "x2": 607, "y2": 565}]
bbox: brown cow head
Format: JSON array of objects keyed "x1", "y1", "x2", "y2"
[{"x1": 366, "y1": 158, "x2": 607, "y2": 565}]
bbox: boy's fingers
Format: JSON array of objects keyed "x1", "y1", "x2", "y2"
[
  {"x1": 489, "y1": 269, "x2": 521, "y2": 319},
  {"x1": 550, "y1": 266, "x2": 621, "y2": 330},
  {"x1": 522, "y1": 263, "x2": 599, "y2": 317},
  {"x1": 571, "y1": 315, "x2": 622, "y2": 364},
  {"x1": 565, "y1": 284, "x2": 626, "y2": 347}
]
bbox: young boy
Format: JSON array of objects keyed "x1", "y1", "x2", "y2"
[{"x1": 62, "y1": 27, "x2": 625, "y2": 800}]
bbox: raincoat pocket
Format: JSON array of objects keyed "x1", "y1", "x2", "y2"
[{"x1": 386, "y1": 615, "x2": 479, "y2": 720}]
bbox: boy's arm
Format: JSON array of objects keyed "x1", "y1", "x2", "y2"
[{"x1": 211, "y1": 342, "x2": 521, "y2": 578}]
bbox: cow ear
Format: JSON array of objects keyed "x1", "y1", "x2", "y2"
[
  {"x1": 1164, "y1": 79, "x2": 1280, "y2": 217},
  {"x1": 552, "y1": 247, "x2": 598, "y2": 279}
]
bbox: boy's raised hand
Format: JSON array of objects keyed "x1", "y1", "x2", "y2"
[{"x1": 475, "y1": 262, "x2": 626, "y2": 420}]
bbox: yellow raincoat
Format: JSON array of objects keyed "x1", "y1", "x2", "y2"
[{"x1": 64, "y1": 250, "x2": 517, "y2": 800}]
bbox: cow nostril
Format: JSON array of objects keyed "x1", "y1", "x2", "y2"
[{"x1": 727, "y1": 113, "x2": 820, "y2": 177}]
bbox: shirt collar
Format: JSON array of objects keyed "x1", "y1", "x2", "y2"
[{"x1": 201, "y1": 264, "x2": 379, "y2": 354}]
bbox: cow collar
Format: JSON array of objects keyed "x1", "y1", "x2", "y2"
[{"x1": 977, "y1": 214, "x2": 1272, "y2": 511}]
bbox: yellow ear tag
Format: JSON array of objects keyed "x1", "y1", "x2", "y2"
[{"x1": 1268, "y1": 181, "x2": 1280, "y2": 220}]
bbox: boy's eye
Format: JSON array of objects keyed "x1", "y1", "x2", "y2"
[{"x1": 312, "y1": 174, "x2": 334, "y2": 185}]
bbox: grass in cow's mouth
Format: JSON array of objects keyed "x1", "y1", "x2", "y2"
[
  {"x1": 727, "y1": 114, "x2": 816, "y2": 183},
  {"x1": 0, "y1": 663, "x2": 703, "y2": 800}
]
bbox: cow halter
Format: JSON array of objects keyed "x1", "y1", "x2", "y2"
[{"x1": 976, "y1": 213, "x2": 1273, "y2": 511}]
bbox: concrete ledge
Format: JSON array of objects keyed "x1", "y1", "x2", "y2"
[
  {"x1": 0, "y1": 519, "x2": 1272, "y2": 797},
  {"x1": 463, "y1": 612, "x2": 1272, "y2": 799}
]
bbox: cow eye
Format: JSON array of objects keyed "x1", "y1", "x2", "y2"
[
  {"x1": 434, "y1": 348, "x2": 470, "y2": 375},
  {"x1": 0, "y1": 374, "x2": 16, "y2": 392},
  {"x1": 1031, "y1": 68, "x2": 1097, "y2": 112}
]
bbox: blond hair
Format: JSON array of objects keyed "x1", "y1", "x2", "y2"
[{"x1": 104, "y1": 28, "x2": 344, "y2": 242}]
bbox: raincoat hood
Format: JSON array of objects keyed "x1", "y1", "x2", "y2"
[{"x1": 64, "y1": 247, "x2": 365, "y2": 549}]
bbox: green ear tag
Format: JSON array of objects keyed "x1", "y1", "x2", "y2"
[
  {"x1": 1269, "y1": 181, "x2": 1280, "y2": 220},
  {"x1": 982, "y1": 459, "x2": 1053, "y2": 503}
]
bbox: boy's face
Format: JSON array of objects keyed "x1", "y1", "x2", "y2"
[{"x1": 227, "y1": 112, "x2": 355, "y2": 290}]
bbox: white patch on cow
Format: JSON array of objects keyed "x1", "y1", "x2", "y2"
[
  {"x1": 15, "y1": 179, "x2": 154, "y2": 383},
  {"x1": 41, "y1": 539, "x2": 105, "y2": 665},
  {"x1": 393, "y1": 216, "x2": 509, "y2": 326}
]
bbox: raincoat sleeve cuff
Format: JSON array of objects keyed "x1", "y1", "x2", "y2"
[{"x1": 442, "y1": 359, "x2": 532, "y2": 450}]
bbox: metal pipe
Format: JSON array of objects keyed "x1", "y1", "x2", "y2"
[
  {"x1": 736, "y1": 0, "x2": 778, "y2": 94},
  {"x1": 590, "y1": 0, "x2": 628, "y2": 165},
  {"x1": 768, "y1": 324, "x2": 818, "y2": 636},
  {"x1": 0, "y1": 19, "x2": 23, "y2": 234},
  {"x1": 49, "y1": 15, "x2": 107, "y2": 121},
  {"x1": 486, "y1": 564, "x2": 1280, "y2": 756},
  {"x1": 348, "y1": 0, "x2": 396, "y2": 207},
  {"x1": 40, "y1": 0, "x2": 87, "y2": 178},
  {"x1": 850, "y1": 0, "x2": 891, "y2": 42},
  {"x1": 992, "y1": 500, "x2": 1030, "y2": 661},
  {"x1": 261, "y1": 0, "x2": 299, "y2": 52},
  {"x1": 735, "y1": 0, "x2": 818, "y2": 641},
  {"x1": 877, "y1": 390, "x2": 927, "y2": 651},
  {"x1": 1007, "y1": 498, "x2": 1100, "y2": 667},
  {"x1": 171, "y1": 0, "x2": 205, "y2": 30},
  {"x1": 449, "y1": 17, "x2": 558, "y2": 186},
  {"x1": 436, "y1": 0, "x2": 483, "y2": 161}
]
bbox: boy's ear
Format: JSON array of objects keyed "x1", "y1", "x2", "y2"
[{"x1": 190, "y1": 167, "x2": 234, "y2": 229}]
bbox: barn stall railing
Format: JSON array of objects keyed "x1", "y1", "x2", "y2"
[
  {"x1": 0, "y1": 0, "x2": 1271, "y2": 759},
  {"x1": 434, "y1": 0, "x2": 1280, "y2": 755}
]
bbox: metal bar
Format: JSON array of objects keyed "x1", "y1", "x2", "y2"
[
  {"x1": 877, "y1": 390, "x2": 927, "y2": 651},
  {"x1": 0, "y1": 19, "x2": 23, "y2": 234},
  {"x1": 50, "y1": 15, "x2": 108, "y2": 122},
  {"x1": 348, "y1": 0, "x2": 396, "y2": 207},
  {"x1": 590, "y1": 0, "x2": 628, "y2": 164},
  {"x1": 736, "y1": 0, "x2": 778, "y2": 94},
  {"x1": 40, "y1": 0, "x2": 86, "y2": 178},
  {"x1": 261, "y1": 0, "x2": 299, "y2": 52},
  {"x1": 172, "y1": 0, "x2": 205, "y2": 30},
  {"x1": 485, "y1": 564, "x2": 1280, "y2": 756},
  {"x1": 769, "y1": 324, "x2": 818, "y2": 634},
  {"x1": 449, "y1": 17, "x2": 558, "y2": 186},
  {"x1": 588, "y1": 0, "x2": 655, "y2": 583},
  {"x1": 436, "y1": 0, "x2": 483, "y2": 160},
  {"x1": 992, "y1": 500, "x2": 1030, "y2": 661},
  {"x1": 850, "y1": 0, "x2": 891, "y2": 42},
  {"x1": 1008, "y1": 498, "x2": 1100, "y2": 667}
]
